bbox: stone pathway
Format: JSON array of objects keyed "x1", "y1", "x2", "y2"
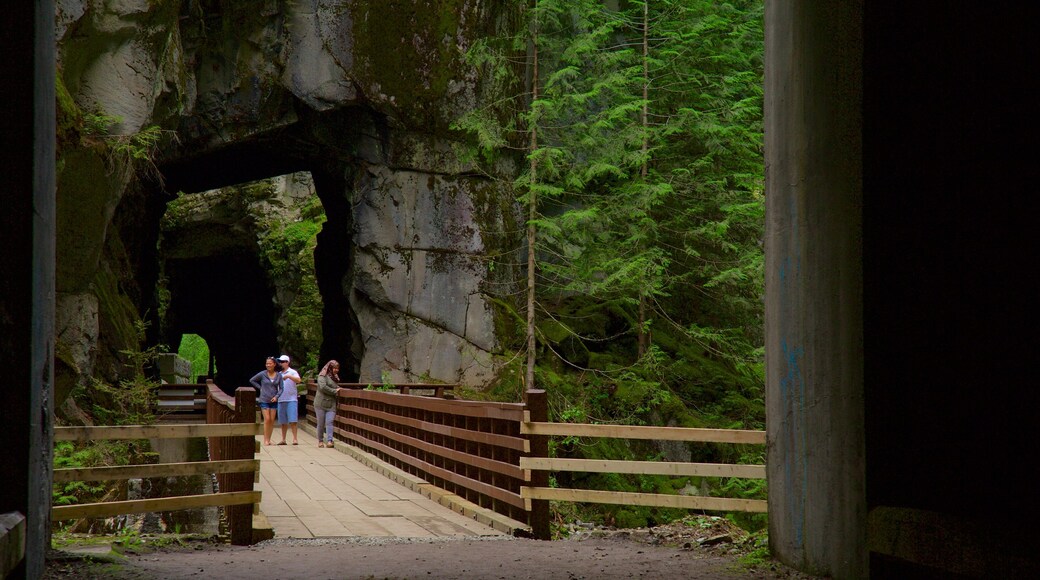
[{"x1": 255, "y1": 428, "x2": 504, "y2": 539}]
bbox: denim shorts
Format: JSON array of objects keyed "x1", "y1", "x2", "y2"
[
  {"x1": 258, "y1": 401, "x2": 277, "y2": 410},
  {"x1": 277, "y1": 400, "x2": 299, "y2": 424}
]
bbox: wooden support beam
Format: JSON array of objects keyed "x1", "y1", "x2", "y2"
[
  {"x1": 520, "y1": 487, "x2": 768, "y2": 513},
  {"x1": 519, "y1": 457, "x2": 766, "y2": 479},
  {"x1": 51, "y1": 491, "x2": 261, "y2": 521},
  {"x1": 520, "y1": 422, "x2": 766, "y2": 444},
  {"x1": 524, "y1": 389, "x2": 550, "y2": 540},
  {"x1": 53, "y1": 459, "x2": 259, "y2": 483},
  {"x1": 55, "y1": 423, "x2": 260, "y2": 442}
]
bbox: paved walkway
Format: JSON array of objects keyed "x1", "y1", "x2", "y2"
[{"x1": 255, "y1": 427, "x2": 504, "y2": 539}]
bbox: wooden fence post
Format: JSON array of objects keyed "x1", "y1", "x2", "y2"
[
  {"x1": 229, "y1": 387, "x2": 256, "y2": 545},
  {"x1": 525, "y1": 389, "x2": 550, "y2": 540}
]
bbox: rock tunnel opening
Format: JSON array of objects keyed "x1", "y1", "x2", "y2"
[
  {"x1": 158, "y1": 153, "x2": 359, "y2": 391},
  {"x1": 145, "y1": 107, "x2": 398, "y2": 391}
]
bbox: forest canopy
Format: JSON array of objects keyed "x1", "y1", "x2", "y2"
[{"x1": 455, "y1": 0, "x2": 765, "y2": 527}]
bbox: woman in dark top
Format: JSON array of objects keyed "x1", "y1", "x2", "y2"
[
  {"x1": 314, "y1": 360, "x2": 341, "y2": 448},
  {"x1": 249, "y1": 357, "x2": 284, "y2": 446}
]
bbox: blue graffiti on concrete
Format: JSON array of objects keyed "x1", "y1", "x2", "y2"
[{"x1": 780, "y1": 339, "x2": 807, "y2": 549}]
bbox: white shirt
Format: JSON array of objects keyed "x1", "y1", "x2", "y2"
[{"x1": 277, "y1": 366, "x2": 301, "y2": 402}]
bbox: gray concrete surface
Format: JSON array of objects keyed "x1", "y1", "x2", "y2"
[{"x1": 764, "y1": 1, "x2": 866, "y2": 577}]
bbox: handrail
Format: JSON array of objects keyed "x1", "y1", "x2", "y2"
[
  {"x1": 49, "y1": 383, "x2": 261, "y2": 546},
  {"x1": 205, "y1": 381, "x2": 237, "y2": 411},
  {"x1": 520, "y1": 394, "x2": 769, "y2": 523},
  {"x1": 205, "y1": 383, "x2": 258, "y2": 545},
  {"x1": 54, "y1": 423, "x2": 259, "y2": 441},
  {"x1": 520, "y1": 421, "x2": 766, "y2": 444},
  {"x1": 50, "y1": 421, "x2": 261, "y2": 522},
  {"x1": 304, "y1": 382, "x2": 531, "y2": 527},
  {"x1": 311, "y1": 381, "x2": 458, "y2": 398},
  {"x1": 54, "y1": 459, "x2": 260, "y2": 483},
  {"x1": 300, "y1": 385, "x2": 766, "y2": 541}
]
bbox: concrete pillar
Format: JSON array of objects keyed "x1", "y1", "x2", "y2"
[
  {"x1": 764, "y1": 1, "x2": 865, "y2": 577},
  {"x1": 0, "y1": 0, "x2": 56, "y2": 578}
]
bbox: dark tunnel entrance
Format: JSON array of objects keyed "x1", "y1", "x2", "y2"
[
  {"x1": 159, "y1": 168, "x2": 357, "y2": 391},
  {"x1": 154, "y1": 109, "x2": 376, "y2": 390},
  {"x1": 165, "y1": 254, "x2": 280, "y2": 388}
]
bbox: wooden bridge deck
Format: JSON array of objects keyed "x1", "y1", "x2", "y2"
[{"x1": 255, "y1": 428, "x2": 505, "y2": 539}]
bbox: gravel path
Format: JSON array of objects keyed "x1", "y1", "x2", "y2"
[{"x1": 45, "y1": 534, "x2": 815, "y2": 579}]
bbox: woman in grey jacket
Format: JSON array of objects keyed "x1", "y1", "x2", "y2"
[{"x1": 314, "y1": 360, "x2": 341, "y2": 448}]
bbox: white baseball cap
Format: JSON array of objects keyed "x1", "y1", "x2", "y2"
[{"x1": 277, "y1": 355, "x2": 290, "y2": 362}]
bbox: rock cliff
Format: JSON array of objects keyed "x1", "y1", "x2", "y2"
[{"x1": 55, "y1": 0, "x2": 523, "y2": 402}]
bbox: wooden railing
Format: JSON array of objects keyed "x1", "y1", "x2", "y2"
[
  {"x1": 332, "y1": 382, "x2": 456, "y2": 398},
  {"x1": 51, "y1": 382, "x2": 262, "y2": 545},
  {"x1": 520, "y1": 388, "x2": 767, "y2": 517},
  {"x1": 305, "y1": 381, "x2": 531, "y2": 526},
  {"x1": 304, "y1": 385, "x2": 765, "y2": 540},
  {"x1": 205, "y1": 382, "x2": 260, "y2": 545}
]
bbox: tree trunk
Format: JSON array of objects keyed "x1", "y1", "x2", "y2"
[
  {"x1": 526, "y1": 6, "x2": 540, "y2": 390},
  {"x1": 637, "y1": 0, "x2": 650, "y2": 358}
]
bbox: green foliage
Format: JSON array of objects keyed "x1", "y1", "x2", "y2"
[
  {"x1": 52, "y1": 439, "x2": 157, "y2": 509},
  {"x1": 110, "y1": 124, "x2": 164, "y2": 164},
  {"x1": 54, "y1": 320, "x2": 162, "y2": 514},
  {"x1": 75, "y1": 104, "x2": 171, "y2": 184},
  {"x1": 82, "y1": 109, "x2": 119, "y2": 136},
  {"x1": 457, "y1": 0, "x2": 765, "y2": 396},
  {"x1": 461, "y1": 0, "x2": 767, "y2": 533},
  {"x1": 177, "y1": 333, "x2": 213, "y2": 379},
  {"x1": 365, "y1": 370, "x2": 397, "y2": 393},
  {"x1": 67, "y1": 319, "x2": 164, "y2": 426}
]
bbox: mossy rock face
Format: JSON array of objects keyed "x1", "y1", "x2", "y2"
[
  {"x1": 93, "y1": 260, "x2": 143, "y2": 371},
  {"x1": 56, "y1": 146, "x2": 129, "y2": 294},
  {"x1": 55, "y1": 2, "x2": 526, "y2": 395}
]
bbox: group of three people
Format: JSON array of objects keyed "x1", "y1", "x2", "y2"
[{"x1": 249, "y1": 355, "x2": 342, "y2": 449}]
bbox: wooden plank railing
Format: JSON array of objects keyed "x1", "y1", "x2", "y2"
[
  {"x1": 302, "y1": 384, "x2": 764, "y2": 541},
  {"x1": 330, "y1": 382, "x2": 456, "y2": 398},
  {"x1": 305, "y1": 381, "x2": 531, "y2": 525},
  {"x1": 520, "y1": 388, "x2": 768, "y2": 531},
  {"x1": 205, "y1": 382, "x2": 259, "y2": 545},
  {"x1": 51, "y1": 423, "x2": 261, "y2": 520},
  {"x1": 51, "y1": 382, "x2": 261, "y2": 546}
]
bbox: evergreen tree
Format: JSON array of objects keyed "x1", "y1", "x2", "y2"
[{"x1": 456, "y1": 0, "x2": 765, "y2": 427}]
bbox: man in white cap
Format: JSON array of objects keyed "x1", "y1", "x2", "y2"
[{"x1": 275, "y1": 354, "x2": 302, "y2": 445}]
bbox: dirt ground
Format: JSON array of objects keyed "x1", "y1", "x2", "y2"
[{"x1": 45, "y1": 520, "x2": 819, "y2": 580}]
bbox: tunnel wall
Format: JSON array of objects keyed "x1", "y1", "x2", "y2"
[
  {"x1": 768, "y1": 2, "x2": 1038, "y2": 578},
  {"x1": 1, "y1": 1, "x2": 55, "y2": 578},
  {"x1": 764, "y1": 1, "x2": 865, "y2": 577}
]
